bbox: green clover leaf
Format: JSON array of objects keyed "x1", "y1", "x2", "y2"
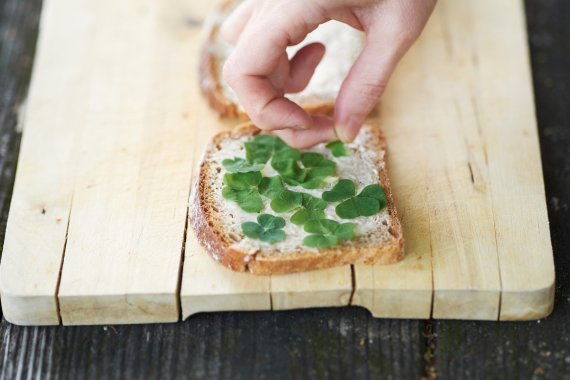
[
  {"x1": 322, "y1": 179, "x2": 356, "y2": 202},
  {"x1": 258, "y1": 176, "x2": 285, "y2": 199},
  {"x1": 245, "y1": 134, "x2": 300, "y2": 164},
  {"x1": 302, "y1": 219, "x2": 356, "y2": 248},
  {"x1": 222, "y1": 172, "x2": 264, "y2": 213},
  {"x1": 258, "y1": 213, "x2": 286, "y2": 229},
  {"x1": 291, "y1": 193, "x2": 327, "y2": 225},
  {"x1": 271, "y1": 158, "x2": 307, "y2": 185},
  {"x1": 303, "y1": 234, "x2": 338, "y2": 248},
  {"x1": 270, "y1": 189, "x2": 303, "y2": 213},
  {"x1": 326, "y1": 140, "x2": 351, "y2": 157},
  {"x1": 242, "y1": 214, "x2": 286, "y2": 244},
  {"x1": 335, "y1": 184, "x2": 387, "y2": 219},
  {"x1": 222, "y1": 157, "x2": 265, "y2": 173},
  {"x1": 299, "y1": 152, "x2": 336, "y2": 189}
]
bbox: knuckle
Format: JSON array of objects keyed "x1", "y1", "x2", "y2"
[
  {"x1": 222, "y1": 57, "x2": 241, "y2": 85},
  {"x1": 360, "y1": 81, "x2": 387, "y2": 100},
  {"x1": 282, "y1": 133, "x2": 303, "y2": 149},
  {"x1": 252, "y1": 110, "x2": 277, "y2": 131}
]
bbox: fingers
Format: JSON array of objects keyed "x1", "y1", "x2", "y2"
[
  {"x1": 224, "y1": 59, "x2": 314, "y2": 131},
  {"x1": 220, "y1": 0, "x2": 255, "y2": 44},
  {"x1": 334, "y1": 35, "x2": 405, "y2": 143},
  {"x1": 285, "y1": 42, "x2": 326, "y2": 94},
  {"x1": 274, "y1": 115, "x2": 336, "y2": 149},
  {"x1": 223, "y1": 2, "x2": 326, "y2": 132},
  {"x1": 334, "y1": 1, "x2": 436, "y2": 142}
]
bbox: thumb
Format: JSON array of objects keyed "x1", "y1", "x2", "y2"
[{"x1": 334, "y1": 28, "x2": 415, "y2": 142}]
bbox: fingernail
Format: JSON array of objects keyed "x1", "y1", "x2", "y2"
[{"x1": 335, "y1": 117, "x2": 360, "y2": 143}]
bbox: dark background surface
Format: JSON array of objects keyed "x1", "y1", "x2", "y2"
[{"x1": 0, "y1": 0, "x2": 568, "y2": 379}]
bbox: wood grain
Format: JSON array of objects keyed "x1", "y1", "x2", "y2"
[
  {"x1": 0, "y1": 0, "x2": 569, "y2": 378},
  {"x1": 0, "y1": 0, "x2": 556, "y2": 325},
  {"x1": 0, "y1": 0, "x2": 42, "y2": 322},
  {"x1": 355, "y1": 0, "x2": 554, "y2": 321},
  {"x1": 271, "y1": 266, "x2": 353, "y2": 311},
  {"x1": 56, "y1": 0, "x2": 199, "y2": 325},
  {"x1": 433, "y1": 1, "x2": 570, "y2": 377},
  {"x1": 0, "y1": 0, "x2": 94, "y2": 325}
]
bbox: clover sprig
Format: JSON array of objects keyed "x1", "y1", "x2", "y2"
[
  {"x1": 323, "y1": 179, "x2": 387, "y2": 219},
  {"x1": 222, "y1": 171, "x2": 264, "y2": 213},
  {"x1": 303, "y1": 219, "x2": 356, "y2": 248},
  {"x1": 245, "y1": 134, "x2": 300, "y2": 164},
  {"x1": 291, "y1": 194, "x2": 327, "y2": 225},
  {"x1": 326, "y1": 140, "x2": 351, "y2": 157},
  {"x1": 298, "y1": 152, "x2": 336, "y2": 189},
  {"x1": 222, "y1": 134, "x2": 386, "y2": 249},
  {"x1": 222, "y1": 157, "x2": 265, "y2": 173},
  {"x1": 241, "y1": 214, "x2": 286, "y2": 244}
]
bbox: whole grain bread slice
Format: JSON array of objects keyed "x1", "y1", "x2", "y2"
[
  {"x1": 199, "y1": 0, "x2": 364, "y2": 119},
  {"x1": 189, "y1": 122, "x2": 404, "y2": 275}
]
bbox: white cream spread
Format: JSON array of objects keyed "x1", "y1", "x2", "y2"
[
  {"x1": 207, "y1": 128, "x2": 394, "y2": 255},
  {"x1": 213, "y1": 20, "x2": 364, "y2": 107}
]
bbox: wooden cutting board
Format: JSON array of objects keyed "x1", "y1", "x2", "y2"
[{"x1": 0, "y1": 0, "x2": 554, "y2": 325}]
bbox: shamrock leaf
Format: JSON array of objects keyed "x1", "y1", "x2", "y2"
[
  {"x1": 322, "y1": 179, "x2": 356, "y2": 202},
  {"x1": 303, "y1": 234, "x2": 338, "y2": 248},
  {"x1": 222, "y1": 157, "x2": 265, "y2": 173},
  {"x1": 299, "y1": 152, "x2": 336, "y2": 189},
  {"x1": 258, "y1": 176, "x2": 285, "y2": 199},
  {"x1": 242, "y1": 214, "x2": 286, "y2": 244},
  {"x1": 326, "y1": 140, "x2": 351, "y2": 157},
  {"x1": 335, "y1": 184, "x2": 387, "y2": 219},
  {"x1": 301, "y1": 152, "x2": 336, "y2": 169},
  {"x1": 270, "y1": 189, "x2": 303, "y2": 213},
  {"x1": 271, "y1": 158, "x2": 307, "y2": 186},
  {"x1": 291, "y1": 193, "x2": 327, "y2": 225},
  {"x1": 222, "y1": 172, "x2": 264, "y2": 213},
  {"x1": 245, "y1": 134, "x2": 300, "y2": 164},
  {"x1": 302, "y1": 219, "x2": 356, "y2": 248},
  {"x1": 223, "y1": 171, "x2": 262, "y2": 190}
]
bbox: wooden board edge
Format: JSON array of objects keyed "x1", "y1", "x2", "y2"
[
  {"x1": 499, "y1": 279, "x2": 555, "y2": 321},
  {"x1": 0, "y1": 291, "x2": 60, "y2": 326},
  {"x1": 271, "y1": 289, "x2": 353, "y2": 311},
  {"x1": 352, "y1": 288, "x2": 432, "y2": 320},
  {"x1": 59, "y1": 294, "x2": 179, "y2": 326},
  {"x1": 433, "y1": 289, "x2": 500, "y2": 320},
  {"x1": 181, "y1": 293, "x2": 271, "y2": 320}
]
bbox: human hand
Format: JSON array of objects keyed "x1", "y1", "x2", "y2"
[{"x1": 222, "y1": 0, "x2": 436, "y2": 148}]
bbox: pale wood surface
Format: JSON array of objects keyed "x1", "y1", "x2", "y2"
[
  {"x1": 271, "y1": 266, "x2": 353, "y2": 311},
  {"x1": 0, "y1": 0, "x2": 95, "y2": 325},
  {"x1": 2, "y1": 0, "x2": 569, "y2": 377},
  {"x1": 0, "y1": 0, "x2": 554, "y2": 325},
  {"x1": 57, "y1": 0, "x2": 199, "y2": 325}
]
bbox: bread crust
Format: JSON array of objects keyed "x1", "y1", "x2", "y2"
[
  {"x1": 189, "y1": 122, "x2": 404, "y2": 275},
  {"x1": 199, "y1": 0, "x2": 337, "y2": 120}
]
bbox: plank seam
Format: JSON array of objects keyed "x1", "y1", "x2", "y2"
[
  {"x1": 175, "y1": 205, "x2": 190, "y2": 322},
  {"x1": 428, "y1": 235, "x2": 435, "y2": 319},
  {"x1": 348, "y1": 265, "x2": 356, "y2": 305},
  {"x1": 54, "y1": 194, "x2": 74, "y2": 325},
  {"x1": 269, "y1": 276, "x2": 274, "y2": 311},
  {"x1": 470, "y1": 95, "x2": 503, "y2": 321}
]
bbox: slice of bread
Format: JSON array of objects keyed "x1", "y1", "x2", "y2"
[
  {"x1": 189, "y1": 122, "x2": 404, "y2": 275},
  {"x1": 199, "y1": 0, "x2": 364, "y2": 119}
]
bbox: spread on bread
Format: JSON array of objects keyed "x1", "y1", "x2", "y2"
[
  {"x1": 221, "y1": 134, "x2": 388, "y2": 248},
  {"x1": 189, "y1": 123, "x2": 404, "y2": 274}
]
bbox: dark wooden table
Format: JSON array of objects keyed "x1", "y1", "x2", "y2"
[{"x1": 0, "y1": 1, "x2": 568, "y2": 378}]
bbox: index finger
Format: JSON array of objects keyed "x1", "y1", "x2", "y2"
[{"x1": 223, "y1": 2, "x2": 326, "y2": 130}]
